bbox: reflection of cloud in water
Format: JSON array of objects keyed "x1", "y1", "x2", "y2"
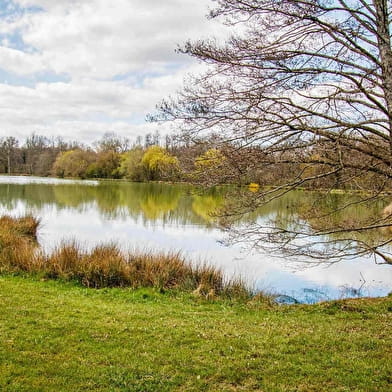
[
  {"x1": 0, "y1": 177, "x2": 391, "y2": 303},
  {"x1": 34, "y1": 207, "x2": 391, "y2": 302},
  {"x1": 0, "y1": 175, "x2": 99, "y2": 186}
]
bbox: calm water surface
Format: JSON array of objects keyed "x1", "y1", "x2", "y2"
[{"x1": 0, "y1": 176, "x2": 391, "y2": 303}]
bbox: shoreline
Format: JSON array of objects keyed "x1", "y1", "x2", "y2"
[{"x1": 1, "y1": 173, "x2": 392, "y2": 196}]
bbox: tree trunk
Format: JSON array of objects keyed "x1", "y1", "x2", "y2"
[{"x1": 7, "y1": 151, "x2": 11, "y2": 175}]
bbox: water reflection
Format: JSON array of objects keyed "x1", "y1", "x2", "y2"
[
  {"x1": 0, "y1": 176, "x2": 391, "y2": 302},
  {"x1": 0, "y1": 180, "x2": 226, "y2": 226}
]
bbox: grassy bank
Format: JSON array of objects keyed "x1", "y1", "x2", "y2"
[{"x1": 0, "y1": 275, "x2": 391, "y2": 391}]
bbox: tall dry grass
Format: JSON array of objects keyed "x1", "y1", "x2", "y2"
[
  {"x1": 0, "y1": 215, "x2": 40, "y2": 273},
  {"x1": 0, "y1": 215, "x2": 39, "y2": 239},
  {"x1": 0, "y1": 215, "x2": 251, "y2": 299}
]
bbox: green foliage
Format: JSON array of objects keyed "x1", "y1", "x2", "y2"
[
  {"x1": 87, "y1": 150, "x2": 121, "y2": 179},
  {"x1": 142, "y1": 146, "x2": 180, "y2": 180},
  {"x1": 118, "y1": 147, "x2": 145, "y2": 181},
  {"x1": 52, "y1": 149, "x2": 96, "y2": 179},
  {"x1": 52, "y1": 149, "x2": 122, "y2": 180}
]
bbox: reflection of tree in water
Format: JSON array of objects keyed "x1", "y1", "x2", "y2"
[
  {"x1": 288, "y1": 192, "x2": 387, "y2": 248},
  {"x1": 93, "y1": 183, "x2": 185, "y2": 224},
  {"x1": 224, "y1": 188, "x2": 390, "y2": 264},
  {"x1": 0, "y1": 183, "x2": 57, "y2": 210},
  {"x1": 53, "y1": 185, "x2": 98, "y2": 210},
  {"x1": 1, "y1": 182, "x2": 387, "y2": 250},
  {"x1": 0, "y1": 182, "x2": 229, "y2": 227},
  {"x1": 192, "y1": 194, "x2": 224, "y2": 224},
  {"x1": 139, "y1": 188, "x2": 181, "y2": 221}
]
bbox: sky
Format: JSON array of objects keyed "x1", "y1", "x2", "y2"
[{"x1": 0, "y1": 0, "x2": 226, "y2": 144}]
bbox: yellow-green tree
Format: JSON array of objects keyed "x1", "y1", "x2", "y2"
[
  {"x1": 52, "y1": 149, "x2": 96, "y2": 179},
  {"x1": 141, "y1": 146, "x2": 179, "y2": 181},
  {"x1": 193, "y1": 148, "x2": 227, "y2": 184},
  {"x1": 118, "y1": 147, "x2": 145, "y2": 181},
  {"x1": 86, "y1": 150, "x2": 121, "y2": 179}
]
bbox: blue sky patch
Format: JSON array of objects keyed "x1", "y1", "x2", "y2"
[
  {"x1": 0, "y1": 0, "x2": 42, "y2": 17},
  {"x1": 0, "y1": 67, "x2": 70, "y2": 86}
]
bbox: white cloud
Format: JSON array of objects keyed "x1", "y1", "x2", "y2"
[
  {"x1": 7, "y1": 0, "x2": 225, "y2": 79},
  {"x1": 0, "y1": 62, "x2": 205, "y2": 141},
  {"x1": 0, "y1": 0, "x2": 227, "y2": 143},
  {"x1": 0, "y1": 46, "x2": 45, "y2": 74}
]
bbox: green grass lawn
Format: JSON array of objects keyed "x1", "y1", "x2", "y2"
[{"x1": 0, "y1": 275, "x2": 391, "y2": 392}]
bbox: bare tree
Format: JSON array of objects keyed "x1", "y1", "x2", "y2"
[
  {"x1": 153, "y1": 0, "x2": 392, "y2": 265},
  {"x1": 0, "y1": 137, "x2": 19, "y2": 175},
  {"x1": 95, "y1": 132, "x2": 130, "y2": 153},
  {"x1": 23, "y1": 133, "x2": 50, "y2": 175}
]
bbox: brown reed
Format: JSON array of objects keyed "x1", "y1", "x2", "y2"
[{"x1": 0, "y1": 215, "x2": 252, "y2": 299}]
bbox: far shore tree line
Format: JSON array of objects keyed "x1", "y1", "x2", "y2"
[{"x1": 0, "y1": 131, "x2": 388, "y2": 192}]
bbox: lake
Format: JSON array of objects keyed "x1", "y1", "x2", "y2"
[{"x1": 0, "y1": 175, "x2": 391, "y2": 303}]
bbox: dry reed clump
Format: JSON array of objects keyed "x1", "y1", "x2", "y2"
[
  {"x1": 0, "y1": 215, "x2": 252, "y2": 299},
  {"x1": 0, "y1": 215, "x2": 40, "y2": 239},
  {"x1": 40, "y1": 244, "x2": 250, "y2": 297},
  {"x1": 44, "y1": 242, "x2": 132, "y2": 288},
  {"x1": 0, "y1": 215, "x2": 40, "y2": 273}
]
